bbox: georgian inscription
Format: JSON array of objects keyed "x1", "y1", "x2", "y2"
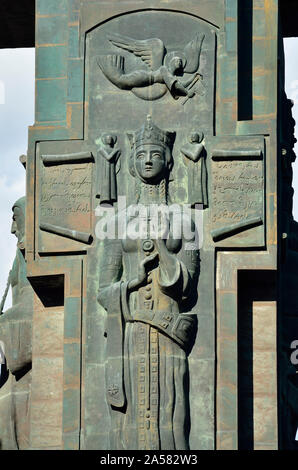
[
  {"x1": 211, "y1": 160, "x2": 263, "y2": 227},
  {"x1": 40, "y1": 163, "x2": 92, "y2": 231}
]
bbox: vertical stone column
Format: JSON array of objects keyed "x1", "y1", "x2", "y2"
[
  {"x1": 30, "y1": 295, "x2": 64, "y2": 449},
  {"x1": 253, "y1": 301, "x2": 278, "y2": 450}
]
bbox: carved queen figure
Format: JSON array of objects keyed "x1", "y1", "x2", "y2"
[{"x1": 97, "y1": 116, "x2": 200, "y2": 450}]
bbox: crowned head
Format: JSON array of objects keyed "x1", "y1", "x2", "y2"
[{"x1": 128, "y1": 115, "x2": 175, "y2": 184}]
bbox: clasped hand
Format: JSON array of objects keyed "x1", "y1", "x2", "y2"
[{"x1": 128, "y1": 239, "x2": 177, "y2": 292}]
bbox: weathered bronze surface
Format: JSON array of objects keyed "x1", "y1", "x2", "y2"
[
  {"x1": 97, "y1": 116, "x2": 199, "y2": 449},
  {"x1": 97, "y1": 32, "x2": 205, "y2": 102},
  {"x1": 0, "y1": 197, "x2": 34, "y2": 449},
  {"x1": 0, "y1": 0, "x2": 297, "y2": 451}
]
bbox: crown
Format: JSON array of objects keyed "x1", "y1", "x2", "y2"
[{"x1": 128, "y1": 115, "x2": 174, "y2": 150}]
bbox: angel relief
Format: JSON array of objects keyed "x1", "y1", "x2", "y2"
[{"x1": 97, "y1": 32, "x2": 205, "y2": 102}]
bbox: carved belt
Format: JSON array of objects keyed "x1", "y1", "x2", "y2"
[{"x1": 127, "y1": 310, "x2": 196, "y2": 350}]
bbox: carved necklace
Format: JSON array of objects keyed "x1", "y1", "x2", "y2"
[{"x1": 135, "y1": 178, "x2": 168, "y2": 205}]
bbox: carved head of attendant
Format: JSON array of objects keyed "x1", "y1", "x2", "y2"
[
  {"x1": 169, "y1": 56, "x2": 184, "y2": 75},
  {"x1": 189, "y1": 131, "x2": 204, "y2": 144},
  {"x1": 165, "y1": 52, "x2": 186, "y2": 76},
  {"x1": 102, "y1": 134, "x2": 117, "y2": 148},
  {"x1": 128, "y1": 115, "x2": 175, "y2": 184},
  {"x1": 11, "y1": 196, "x2": 26, "y2": 250}
]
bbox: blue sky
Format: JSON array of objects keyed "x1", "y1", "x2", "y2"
[{"x1": 0, "y1": 41, "x2": 297, "y2": 308}]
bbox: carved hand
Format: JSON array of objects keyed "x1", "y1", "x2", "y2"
[
  {"x1": 174, "y1": 81, "x2": 189, "y2": 97},
  {"x1": 128, "y1": 252, "x2": 158, "y2": 292}
]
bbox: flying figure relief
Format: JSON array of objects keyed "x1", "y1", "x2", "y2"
[{"x1": 97, "y1": 32, "x2": 205, "y2": 102}]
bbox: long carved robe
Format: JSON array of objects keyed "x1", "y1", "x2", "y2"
[
  {"x1": 97, "y1": 212, "x2": 199, "y2": 450},
  {"x1": 97, "y1": 147, "x2": 120, "y2": 204},
  {"x1": 0, "y1": 248, "x2": 33, "y2": 449},
  {"x1": 181, "y1": 143, "x2": 208, "y2": 207}
]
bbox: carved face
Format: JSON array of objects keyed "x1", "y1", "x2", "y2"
[
  {"x1": 135, "y1": 144, "x2": 166, "y2": 183},
  {"x1": 102, "y1": 134, "x2": 115, "y2": 147},
  {"x1": 169, "y1": 56, "x2": 183, "y2": 74},
  {"x1": 11, "y1": 206, "x2": 25, "y2": 248},
  {"x1": 190, "y1": 133, "x2": 199, "y2": 143}
]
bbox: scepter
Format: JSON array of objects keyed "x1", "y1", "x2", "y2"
[
  {"x1": 181, "y1": 73, "x2": 203, "y2": 105},
  {"x1": 0, "y1": 270, "x2": 11, "y2": 315}
]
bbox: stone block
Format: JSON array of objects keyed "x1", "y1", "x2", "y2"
[
  {"x1": 64, "y1": 297, "x2": 81, "y2": 339},
  {"x1": 33, "y1": 308, "x2": 64, "y2": 358},
  {"x1": 37, "y1": 0, "x2": 68, "y2": 16},
  {"x1": 253, "y1": 351, "x2": 277, "y2": 396},
  {"x1": 62, "y1": 388, "x2": 80, "y2": 434},
  {"x1": 30, "y1": 399, "x2": 62, "y2": 448},
  {"x1": 36, "y1": 79, "x2": 67, "y2": 122},
  {"x1": 32, "y1": 357, "x2": 63, "y2": 401},
  {"x1": 36, "y1": 16, "x2": 68, "y2": 46},
  {"x1": 69, "y1": 25, "x2": 80, "y2": 58},
  {"x1": 36, "y1": 45, "x2": 68, "y2": 79},
  {"x1": 253, "y1": 301, "x2": 276, "y2": 351},
  {"x1": 64, "y1": 343, "x2": 80, "y2": 387},
  {"x1": 254, "y1": 397, "x2": 278, "y2": 446},
  {"x1": 217, "y1": 431, "x2": 237, "y2": 450},
  {"x1": 67, "y1": 59, "x2": 84, "y2": 102},
  {"x1": 217, "y1": 385, "x2": 237, "y2": 432}
]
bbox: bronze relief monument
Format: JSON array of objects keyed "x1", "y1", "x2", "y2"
[
  {"x1": 97, "y1": 32, "x2": 205, "y2": 102},
  {"x1": 0, "y1": 0, "x2": 296, "y2": 451},
  {"x1": 97, "y1": 116, "x2": 199, "y2": 449}
]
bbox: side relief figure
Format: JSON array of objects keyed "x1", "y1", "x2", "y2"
[
  {"x1": 97, "y1": 116, "x2": 200, "y2": 450},
  {"x1": 97, "y1": 33, "x2": 205, "y2": 102},
  {"x1": 181, "y1": 132, "x2": 208, "y2": 207},
  {"x1": 96, "y1": 134, "x2": 121, "y2": 204},
  {"x1": 0, "y1": 197, "x2": 34, "y2": 449}
]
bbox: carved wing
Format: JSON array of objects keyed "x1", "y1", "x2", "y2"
[
  {"x1": 183, "y1": 33, "x2": 205, "y2": 74},
  {"x1": 107, "y1": 33, "x2": 165, "y2": 70}
]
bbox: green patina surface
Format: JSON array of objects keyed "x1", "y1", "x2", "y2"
[{"x1": 0, "y1": 0, "x2": 293, "y2": 452}]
